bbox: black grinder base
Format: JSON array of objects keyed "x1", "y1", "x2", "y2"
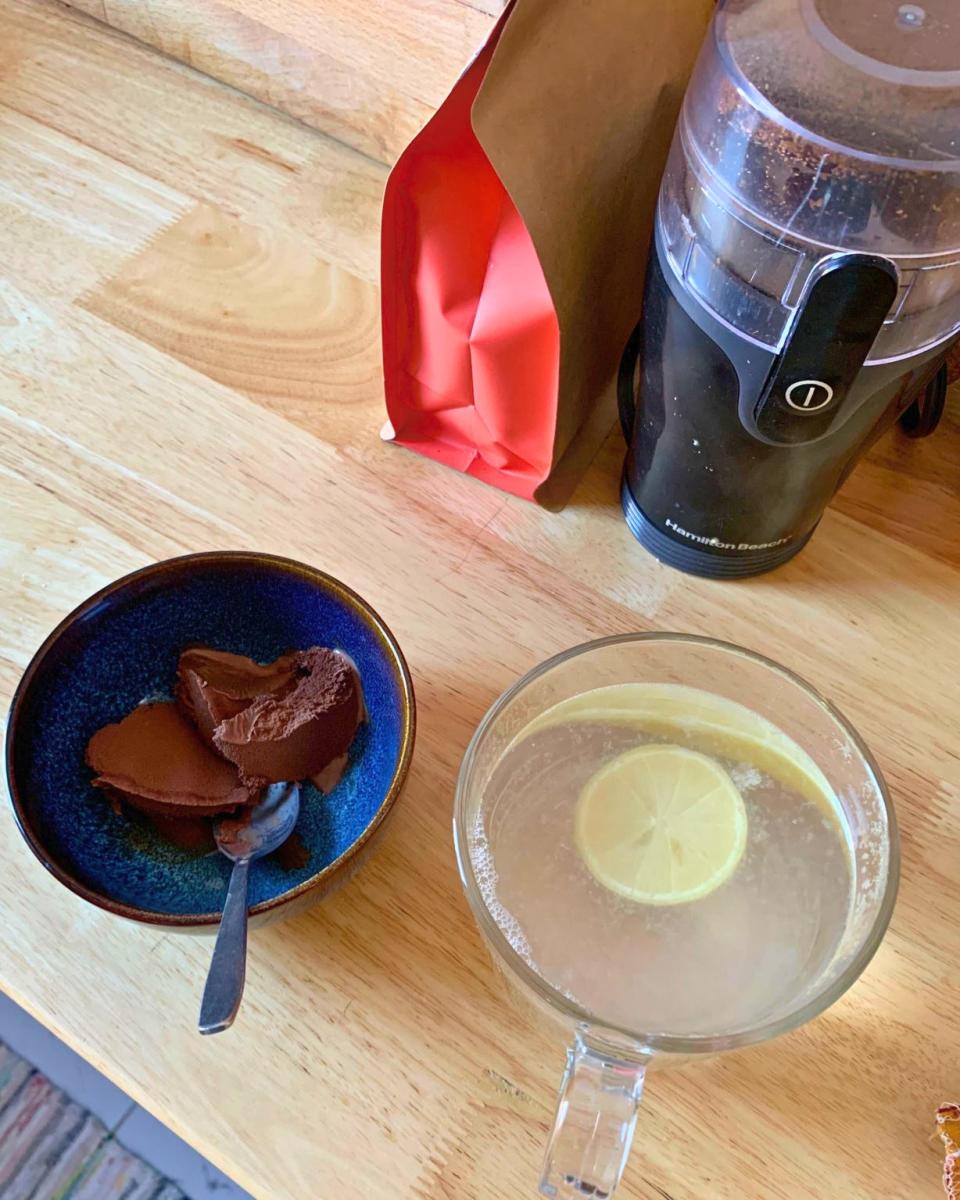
[{"x1": 620, "y1": 476, "x2": 815, "y2": 579}]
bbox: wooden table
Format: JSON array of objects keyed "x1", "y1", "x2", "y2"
[{"x1": 2, "y1": 3, "x2": 959, "y2": 1198}]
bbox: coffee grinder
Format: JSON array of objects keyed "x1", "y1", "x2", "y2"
[{"x1": 620, "y1": 0, "x2": 960, "y2": 577}]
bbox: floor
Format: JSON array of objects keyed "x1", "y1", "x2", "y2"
[{"x1": 0, "y1": 994, "x2": 253, "y2": 1200}]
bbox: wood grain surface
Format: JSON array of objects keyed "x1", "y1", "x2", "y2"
[
  {"x1": 60, "y1": 0, "x2": 500, "y2": 163},
  {"x1": 2, "y1": 3, "x2": 959, "y2": 1199}
]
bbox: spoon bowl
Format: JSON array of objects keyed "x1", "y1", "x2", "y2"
[{"x1": 215, "y1": 781, "x2": 302, "y2": 863}]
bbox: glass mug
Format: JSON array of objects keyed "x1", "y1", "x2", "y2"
[{"x1": 453, "y1": 635, "x2": 898, "y2": 1199}]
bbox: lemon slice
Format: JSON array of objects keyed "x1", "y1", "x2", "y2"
[{"x1": 575, "y1": 744, "x2": 748, "y2": 906}]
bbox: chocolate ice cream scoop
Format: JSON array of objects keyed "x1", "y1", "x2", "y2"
[
  {"x1": 86, "y1": 702, "x2": 258, "y2": 818},
  {"x1": 177, "y1": 646, "x2": 363, "y2": 786},
  {"x1": 177, "y1": 647, "x2": 300, "y2": 745}
]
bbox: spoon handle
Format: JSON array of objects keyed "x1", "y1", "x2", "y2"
[{"x1": 199, "y1": 857, "x2": 251, "y2": 1035}]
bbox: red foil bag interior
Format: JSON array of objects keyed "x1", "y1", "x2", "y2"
[{"x1": 381, "y1": 0, "x2": 713, "y2": 506}]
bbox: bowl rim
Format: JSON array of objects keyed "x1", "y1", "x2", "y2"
[{"x1": 5, "y1": 550, "x2": 416, "y2": 928}]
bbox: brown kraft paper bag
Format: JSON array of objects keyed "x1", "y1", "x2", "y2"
[{"x1": 381, "y1": 0, "x2": 714, "y2": 507}]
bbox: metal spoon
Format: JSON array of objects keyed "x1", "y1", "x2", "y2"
[{"x1": 198, "y1": 780, "x2": 301, "y2": 1035}]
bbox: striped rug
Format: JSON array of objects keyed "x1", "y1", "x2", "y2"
[{"x1": 0, "y1": 1042, "x2": 186, "y2": 1200}]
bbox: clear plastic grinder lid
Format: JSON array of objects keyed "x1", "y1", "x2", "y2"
[
  {"x1": 802, "y1": 0, "x2": 959, "y2": 86},
  {"x1": 689, "y1": 0, "x2": 960, "y2": 256}
]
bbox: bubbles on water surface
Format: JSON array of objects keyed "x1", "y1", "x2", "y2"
[
  {"x1": 730, "y1": 762, "x2": 763, "y2": 792},
  {"x1": 470, "y1": 811, "x2": 538, "y2": 973}
]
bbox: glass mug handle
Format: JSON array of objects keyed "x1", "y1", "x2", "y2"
[{"x1": 540, "y1": 1031, "x2": 647, "y2": 1199}]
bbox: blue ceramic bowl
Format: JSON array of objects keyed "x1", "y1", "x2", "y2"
[{"x1": 6, "y1": 552, "x2": 415, "y2": 931}]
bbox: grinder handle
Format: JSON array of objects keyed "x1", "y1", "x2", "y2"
[
  {"x1": 617, "y1": 320, "x2": 643, "y2": 442},
  {"x1": 900, "y1": 363, "x2": 948, "y2": 439}
]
